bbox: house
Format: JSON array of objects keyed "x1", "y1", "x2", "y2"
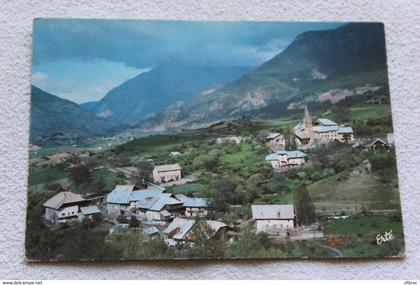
[
  {"x1": 175, "y1": 194, "x2": 209, "y2": 217},
  {"x1": 266, "y1": 133, "x2": 286, "y2": 151},
  {"x1": 43, "y1": 192, "x2": 86, "y2": 224},
  {"x1": 143, "y1": 226, "x2": 160, "y2": 238},
  {"x1": 265, "y1": 150, "x2": 307, "y2": 170},
  {"x1": 216, "y1": 136, "x2": 244, "y2": 144},
  {"x1": 251, "y1": 204, "x2": 296, "y2": 237},
  {"x1": 136, "y1": 193, "x2": 183, "y2": 223},
  {"x1": 152, "y1": 164, "x2": 182, "y2": 183},
  {"x1": 367, "y1": 138, "x2": 391, "y2": 151},
  {"x1": 105, "y1": 184, "x2": 165, "y2": 219},
  {"x1": 294, "y1": 105, "x2": 354, "y2": 149},
  {"x1": 169, "y1": 151, "x2": 182, "y2": 157},
  {"x1": 163, "y1": 218, "x2": 228, "y2": 246}
]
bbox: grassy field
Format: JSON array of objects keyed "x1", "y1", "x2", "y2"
[
  {"x1": 28, "y1": 167, "x2": 69, "y2": 186},
  {"x1": 324, "y1": 215, "x2": 404, "y2": 236},
  {"x1": 220, "y1": 143, "x2": 262, "y2": 167},
  {"x1": 326, "y1": 104, "x2": 391, "y2": 121},
  {"x1": 90, "y1": 168, "x2": 120, "y2": 192},
  {"x1": 165, "y1": 183, "x2": 206, "y2": 194}
]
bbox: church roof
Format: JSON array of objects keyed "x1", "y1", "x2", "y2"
[
  {"x1": 318, "y1": 118, "x2": 338, "y2": 126},
  {"x1": 266, "y1": 132, "x2": 282, "y2": 140}
]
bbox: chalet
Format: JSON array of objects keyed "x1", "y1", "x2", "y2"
[
  {"x1": 266, "y1": 132, "x2": 286, "y2": 151},
  {"x1": 265, "y1": 150, "x2": 307, "y2": 170},
  {"x1": 175, "y1": 194, "x2": 209, "y2": 217},
  {"x1": 43, "y1": 192, "x2": 86, "y2": 224},
  {"x1": 163, "y1": 218, "x2": 228, "y2": 246},
  {"x1": 251, "y1": 204, "x2": 296, "y2": 237},
  {"x1": 294, "y1": 106, "x2": 354, "y2": 149},
  {"x1": 152, "y1": 164, "x2": 182, "y2": 183}
]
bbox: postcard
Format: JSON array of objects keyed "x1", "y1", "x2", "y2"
[{"x1": 26, "y1": 19, "x2": 404, "y2": 261}]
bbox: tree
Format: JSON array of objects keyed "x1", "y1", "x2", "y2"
[
  {"x1": 129, "y1": 216, "x2": 140, "y2": 228},
  {"x1": 294, "y1": 186, "x2": 316, "y2": 226},
  {"x1": 187, "y1": 219, "x2": 226, "y2": 258},
  {"x1": 284, "y1": 124, "x2": 296, "y2": 150},
  {"x1": 136, "y1": 161, "x2": 154, "y2": 182},
  {"x1": 208, "y1": 178, "x2": 236, "y2": 211},
  {"x1": 69, "y1": 165, "x2": 90, "y2": 186}
]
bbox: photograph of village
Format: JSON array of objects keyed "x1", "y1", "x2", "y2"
[{"x1": 26, "y1": 20, "x2": 404, "y2": 261}]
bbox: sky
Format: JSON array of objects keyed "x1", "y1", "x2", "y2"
[{"x1": 32, "y1": 19, "x2": 344, "y2": 104}]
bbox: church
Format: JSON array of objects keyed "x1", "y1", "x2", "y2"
[{"x1": 294, "y1": 106, "x2": 354, "y2": 149}]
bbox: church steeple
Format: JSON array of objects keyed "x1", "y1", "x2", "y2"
[{"x1": 304, "y1": 105, "x2": 312, "y2": 129}]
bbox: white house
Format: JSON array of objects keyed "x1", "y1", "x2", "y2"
[
  {"x1": 265, "y1": 150, "x2": 307, "y2": 170},
  {"x1": 266, "y1": 132, "x2": 286, "y2": 151},
  {"x1": 251, "y1": 204, "x2": 296, "y2": 237},
  {"x1": 152, "y1": 164, "x2": 182, "y2": 183},
  {"x1": 43, "y1": 192, "x2": 86, "y2": 224}
]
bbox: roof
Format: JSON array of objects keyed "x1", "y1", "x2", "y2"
[
  {"x1": 80, "y1": 205, "x2": 101, "y2": 216},
  {"x1": 266, "y1": 132, "x2": 282, "y2": 140},
  {"x1": 153, "y1": 164, "x2": 182, "y2": 173},
  {"x1": 266, "y1": 150, "x2": 306, "y2": 161},
  {"x1": 251, "y1": 204, "x2": 295, "y2": 220},
  {"x1": 317, "y1": 118, "x2": 338, "y2": 126},
  {"x1": 207, "y1": 220, "x2": 228, "y2": 232},
  {"x1": 338, "y1": 126, "x2": 354, "y2": 134},
  {"x1": 106, "y1": 185, "x2": 164, "y2": 204},
  {"x1": 137, "y1": 193, "x2": 182, "y2": 211},
  {"x1": 368, "y1": 138, "x2": 390, "y2": 147},
  {"x1": 143, "y1": 226, "x2": 160, "y2": 235},
  {"x1": 43, "y1": 192, "x2": 85, "y2": 210},
  {"x1": 163, "y1": 218, "x2": 196, "y2": 240},
  {"x1": 106, "y1": 185, "x2": 133, "y2": 204},
  {"x1": 313, "y1": 125, "x2": 339, "y2": 133},
  {"x1": 179, "y1": 197, "x2": 208, "y2": 208},
  {"x1": 265, "y1": 153, "x2": 279, "y2": 161},
  {"x1": 286, "y1": 150, "x2": 307, "y2": 159}
]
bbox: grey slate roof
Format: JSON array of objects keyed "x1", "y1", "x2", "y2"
[
  {"x1": 144, "y1": 226, "x2": 160, "y2": 235},
  {"x1": 80, "y1": 205, "x2": 101, "y2": 216},
  {"x1": 43, "y1": 192, "x2": 85, "y2": 210},
  {"x1": 317, "y1": 118, "x2": 338, "y2": 126},
  {"x1": 163, "y1": 218, "x2": 196, "y2": 240},
  {"x1": 251, "y1": 204, "x2": 295, "y2": 220},
  {"x1": 106, "y1": 185, "x2": 164, "y2": 204},
  {"x1": 338, "y1": 126, "x2": 354, "y2": 134}
]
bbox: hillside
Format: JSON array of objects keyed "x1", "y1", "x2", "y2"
[
  {"x1": 30, "y1": 86, "x2": 111, "y2": 144},
  {"x1": 136, "y1": 23, "x2": 389, "y2": 131},
  {"x1": 94, "y1": 64, "x2": 254, "y2": 126}
]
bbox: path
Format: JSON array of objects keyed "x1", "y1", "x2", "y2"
[{"x1": 318, "y1": 244, "x2": 344, "y2": 258}]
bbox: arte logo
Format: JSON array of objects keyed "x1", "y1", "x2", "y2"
[{"x1": 376, "y1": 229, "x2": 394, "y2": 245}]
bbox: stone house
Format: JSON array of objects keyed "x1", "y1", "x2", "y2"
[
  {"x1": 265, "y1": 150, "x2": 307, "y2": 170},
  {"x1": 152, "y1": 164, "x2": 182, "y2": 183},
  {"x1": 266, "y1": 132, "x2": 286, "y2": 151},
  {"x1": 251, "y1": 204, "x2": 296, "y2": 237}
]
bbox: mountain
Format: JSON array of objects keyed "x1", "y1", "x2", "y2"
[
  {"x1": 30, "y1": 86, "x2": 110, "y2": 144},
  {"x1": 94, "y1": 64, "x2": 254, "y2": 126},
  {"x1": 80, "y1": 101, "x2": 99, "y2": 111},
  {"x1": 136, "y1": 23, "x2": 389, "y2": 130}
]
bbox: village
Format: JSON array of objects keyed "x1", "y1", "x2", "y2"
[{"x1": 30, "y1": 105, "x2": 400, "y2": 259}]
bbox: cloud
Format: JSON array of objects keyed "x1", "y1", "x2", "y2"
[
  {"x1": 32, "y1": 19, "x2": 344, "y2": 68},
  {"x1": 32, "y1": 71, "x2": 47, "y2": 82}
]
